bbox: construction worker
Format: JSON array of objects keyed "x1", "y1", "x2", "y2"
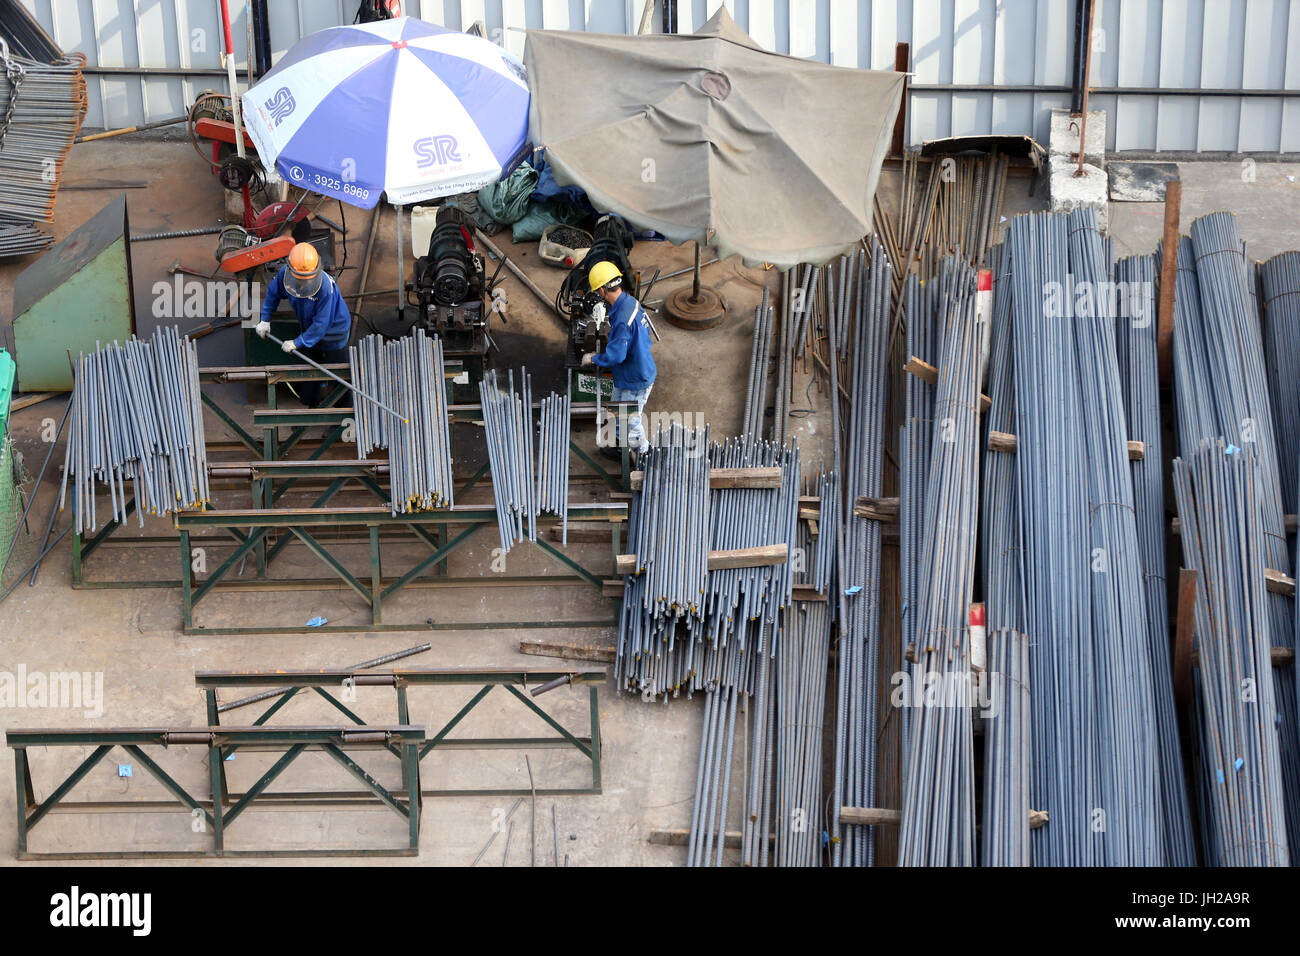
[
  {"x1": 254, "y1": 242, "x2": 352, "y2": 407},
  {"x1": 581, "y1": 260, "x2": 656, "y2": 459}
]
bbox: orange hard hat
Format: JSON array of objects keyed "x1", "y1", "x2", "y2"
[
  {"x1": 285, "y1": 242, "x2": 324, "y2": 298},
  {"x1": 288, "y1": 242, "x2": 320, "y2": 277}
]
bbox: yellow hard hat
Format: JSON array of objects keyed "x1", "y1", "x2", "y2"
[{"x1": 587, "y1": 260, "x2": 622, "y2": 292}]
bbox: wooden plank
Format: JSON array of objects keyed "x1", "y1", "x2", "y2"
[
  {"x1": 904, "y1": 355, "x2": 991, "y2": 410},
  {"x1": 602, "y1": 579, "x2": 624, "y2": 598},
  {"x1": 988, "y1": 430, "x2": 1143, "y2": 460},
  {"x1": 647, "y1": 828, "x2": 766, "y2": 848},
  {"x1": 791, "y1": 585, "x2": 827, "y2": 603},
  {"x1": 547, "y1": 524, "x2": 616, "y2": 544},
  {"x1": 1157, "y1": 180, "x2": 1181, "y2": 385},
  {"x1": 518, "y1": 640, "x2": 616, "y2": 665},
  {"x1": 891, "y1": 42, "x2": 910, "y2": 158},
  {"x1": 615, "y1": 543, "x2": 789, "y2": 576},
  {"x1": 839, "y1": 806, "x2": 901, "y2": 826},
  {"x1": 854, "y1": 496, "x2": 900, "y2": 522},
  {"x1": 1265, "y1": 568, "x2": 1295, "y2": 597},
  {"x1": 1193, "y1": 646, "x2": 1294, "y2": 668},
  {"x1": 9, "y1": 392, "x2": 59, "y2": 412},
  {"x1": 628, "y1": 466, "x2": 782, "y2": 491}
]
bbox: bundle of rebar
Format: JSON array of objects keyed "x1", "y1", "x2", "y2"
[
  {"x1": 1171, "y1": 212, "x2": 1300, "y2": 851},
  {"x1": 477, "y1": 367, "x2": 537, "y2": 553},
  {"x1": 741, "y1": 289, "x2": 773, "y2": 438},
  {"x1": 981, "y1": 244, "x2": 1024, "y2": 633},
  {"x1": 616, "y1": 428, "x2": 799, "y2": 700},
  {"x1": 1173, "y1": 440, "x2": 1290, "y2": 866},
  {"x1": 1114, "y1": 252, "x2": 1197, "y2": 866},
  {"x1": 686, "y1": 639, "x2": 751, "y2": 867},
  {"x1": 981, "y1": 627, "x2": 1030, "y2": 866},
  {"x1": 350, "y1": 330, "x2": 453, "y2": 517},
  {"x1": 535, "y1": 370, "x2": 572, "y2": 546},
  {"x1": 0, "y1": 48, "x2": 86, "y2": 226},
  {"x1": 1004, "y1": 209, "x2": 1162, "y2": 865},
  {"x1": 58, "y1": 327, "x2": 208, "y2": 533},
  {"x1": 1260, "y1": 251, "x2": 1300, "y2": 510},
  {"x1": 896, "y1": 256, "x2": 981, "y2": 867},
  {"x1": 829, "y1": 238, "x2": 892, "y2": 867},
  {"x1": 0, "y1": 217, "x2": 50, "y2": 256}
]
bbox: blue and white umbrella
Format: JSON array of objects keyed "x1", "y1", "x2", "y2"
[{"x1": 243, "y1": 17, "x2": 530, "y2": 210}]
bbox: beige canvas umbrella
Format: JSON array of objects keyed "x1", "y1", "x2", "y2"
[{"x1": 524, "y1": 7, "x2": 905, "y2": 324}]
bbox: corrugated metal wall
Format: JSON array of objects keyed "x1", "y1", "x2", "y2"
[{"x1": 19, "y1": 0, "x2": 1300, "y2": 153}]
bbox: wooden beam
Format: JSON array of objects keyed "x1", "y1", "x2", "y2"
[
  {"x1": 647, "y1": 828, "x2": 767, "y2": 848},
  {"x1": 627, "y1": 466, "x2": 782, "y2": 491},
  {"x1": 854, "y1": 496, "x2": 900, "y2": 522},
  {"x1": 1194, "y1": 646, "x2": 1294, "y2": 668},
  {"x1": 791, "y1": 585, "x2": 827, "y2": 603},
  {"x1": 1265, "y1": 568, "x2": 1295, "y2": 597},
  {"x1": 615, "y1": 543, "x2": 789, "y2": 576},
  {"x1": 839, "y1": 806, "x2": 1047, "y2": 830},
  {"x1": 602, "y1": 579, "x2": 625, "y2": 598},
  {"x1": 987, "y1": 429, "x2": 1143, "y2": 460},
  {"x1": 891, "y1": 43, "x2": 909, "y2": 158},
  {"x1": 904, "y1": 356, "x2": 991, "y2": 410},
  {"x1": 9, "y1": 392, "x2": 59, "y2": 413},
  {"x1": 547, "y1": 524, "x2": 618, "y2": 544},
  {"x1": 518, "y1": 639, "x2": 616, "y2": 664},
  {"x1": 1157, "y1": 179, "x2": 1181, "y2": 385}
]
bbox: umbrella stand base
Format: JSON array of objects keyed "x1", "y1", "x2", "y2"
[{"x1": 663, "y1": 287, "x2": 727, "y2": 331}]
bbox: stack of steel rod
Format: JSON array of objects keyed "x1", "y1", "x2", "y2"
[
  {"x1": 616, "y1": 429, "x2": 799, "y2": 699},
  {"x1": 0, "y1": 50, "x2": 86, "y2": 226},
  {"x1": 1005, "y1": 209, "x2": 1163, "y2": 865},
  {"x1": 58, "y1": 327, "x2": 208, "y2": 533},
  {"x1": 477, "y1": 367, "x2": 536, "y2": 553},
  {"x1": 1065, "y1": 207, "x2": 1161, "y2": 865},
  {"x1": 773, "y1": 600, "x2": 832, "y2": 866},
  {"x1": 686, "y1": 640, "x2": 751, "y2": 867},
  {"x1": 981, "y1": 244, "x2": 1025, "y2": 633},
  {"x1": 896, "y1": 256, "x2": 980, "y2": 867},
  {"x1": 0, "y1": 218, "x2": 50, "y2": 256},
  {"x1": 1173, "y1": 440, "x2": 1290, "y2": 866},
  {"x1": 1260, "y1": 251, "x2": 1300, "y2": 510},
  {"x1": 981, "y1": 627, "x2": 1030, "y2": 866},
  {"x1": 535, "y1": 369, "x2": 572, "y2": 546},
  {"x1": 741, "y1": 288, "x2": 773, "y2": 438},
  {"x1": 1114, "y1": 252, "x2": 1197, "y2": 866},
  {"x1": 350, "y1": 330, "x2": 453, "y2": 517},
  {"x1": 1172, "y1": 212, "x2": 1300, "y2": 851},
  {"x1": 829, "y1": 237, "x2": 892, "y2": 867},
  {"x1": 797, "y1": 470, "x2": 838, "y2": 595}
]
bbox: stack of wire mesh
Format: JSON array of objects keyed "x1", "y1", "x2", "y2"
[
  {"x1": 896, "y1": 256, "x2": 981, "y2": 867},
  {"x1": 1173, "y1": 440, "x2": 1290, "y2": 866},
  {"x1": 58, "y1": 327, "x2": 208, "y2": 533},
  {"x1": 350, "y1": 330, "x2": 454, "y2": 517},
  {"x1": 981, "y1": 626, "x2": 1030, "y2": 866},
  {"x1": 1114, "y1": 253, "x2": 1197, "y2": 866},
  {"x1": 828, "y1": 238, "x2": 891, "y2": 867},
  {"x1": 1003, "y1": 209, "x2": 1162, "y2": 865},
  {"x1": 1171, "y1": 212, "x2": 1300, "y2": 853},
  {"x1": 0, "y1": 42, "x2": 87, "y2": 255}
]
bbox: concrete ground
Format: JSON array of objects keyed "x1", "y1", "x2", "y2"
[{"x1": 2, "y1": 135, "x2": 1299, "y2": 865}]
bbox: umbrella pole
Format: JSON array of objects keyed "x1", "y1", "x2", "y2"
[
  {"x1": 396, "y1": 202, "x2": 404, "y2": 319},
  {"x1": 692, "y1": 241, "x2": 702, "y2": 302}
]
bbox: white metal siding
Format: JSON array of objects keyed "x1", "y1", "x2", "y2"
[{"x1": 18, "y1": 0, "x2": 1300, "y2": 153}]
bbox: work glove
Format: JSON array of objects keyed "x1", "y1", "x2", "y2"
[
  {"x1": 580, "y1": 352, "x2": 595, "y2": 368},
  {"x1": 254, "y1": 320, "x2": 271, "y2": 339},
  {"x1": 281, "y1": 338, "x2": 298, "y2": 354}
]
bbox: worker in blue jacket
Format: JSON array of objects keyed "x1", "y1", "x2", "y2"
[
  {"x1": 255, "y1": 242, "x2": 353, "y2": 407},
  {"x1": 581, "y1": 260, "x2": 656, "y2": 459}
]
